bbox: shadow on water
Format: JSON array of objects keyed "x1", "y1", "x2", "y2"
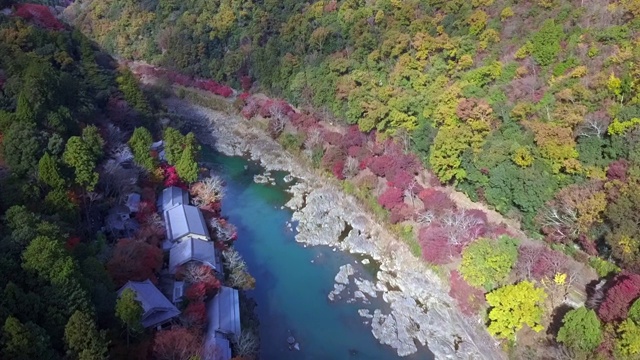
[{"x1": 203, "y1": 147, "x2": 433, "y2": 360}]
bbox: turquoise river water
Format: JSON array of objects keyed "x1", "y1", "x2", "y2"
[{"x1": 205, "y1": 148, "x2": 433, "y2": 360}]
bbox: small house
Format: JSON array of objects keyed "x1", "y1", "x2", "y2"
[
  {"x1": 164, "y1": 204, "x2": 210, "y2": 242},
  {"x1": 125, "y1": 193, "x2": 141, "y2": 213},
  {"x1": 117, "y1": 279, "x2": 180, "y2": 329},
  {"x1": 169, "y1": 237, "x2": 219, "y2": 274},
  {"x1": 105, "y1": 205, "x2": 139, "y2": 237}
]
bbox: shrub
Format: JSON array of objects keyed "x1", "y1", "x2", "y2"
[
  {"x1": 598, "y1": 272, "x2": 640, "y2": 323},
  {"x1": 460, "y1": 236, "x2": 519, "y2": 290},
  {"x1": 419, "y1": 225, "x2": 454, "y2": 265},
  {"x1": 378, "y1": 187, "x2": 404, "y2": 210},
  {"x1": 449, "y1": 270, "x2": 486, "y2": 316}
]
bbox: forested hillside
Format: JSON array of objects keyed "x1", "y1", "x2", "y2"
[
  {"x1": 56, "y1": 0, "x2": 640, "y2": 357},
  {"x1": 0, "y1": 6, "x2": 239, "y2": 359}
]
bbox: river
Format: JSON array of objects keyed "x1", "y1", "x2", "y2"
[{"x1": 204, "y1": 147, "x2": 433, "y2": 360}]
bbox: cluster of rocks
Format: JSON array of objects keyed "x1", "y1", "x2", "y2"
[
  {"x1": 164, "y1": 96, "x2": 505, "y2": 359},
  {"x1": 253, "y1": 172, "x2": 275, "y2": 185}
]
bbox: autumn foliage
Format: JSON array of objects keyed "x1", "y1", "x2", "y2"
[
  {"x1": 14, "y1": 4, "x2": 64, "y2": 30},
  {"x1": 598, "y1": 272, "x2": 640, "y2": 323},
  {"x1": 107, "y1": 238, "x2": 163, "y2": 286},
  {"x1": 449, "y1": 270, "x2": 486, "y2": 316},
  {"x1": 183, "y1": 301, "x2": 207, "y2": 329},
  {"x1": 152, "y1": 327, "x2": 205, "y2": 360}
]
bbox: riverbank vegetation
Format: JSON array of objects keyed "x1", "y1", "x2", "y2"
[{"x1": 0, "y1": 9, "x2": 257, "y2": 359}]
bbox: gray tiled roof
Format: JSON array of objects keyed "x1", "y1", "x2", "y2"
[
  {"x1": 118, "y1": 279, "x2": 180, "y2": 328},
  {"x1": 206, "y1": 286, "x2": 241, "y2": 340},
  {"x1": 165, "y1": 204, "x2": 210, "y2": 241},
  {"x1": 169, "y1": 237, "x2": 218, "y2": 274},
  {"x1": 158, "y1": 186, "x2": 189, "y2": 212}
]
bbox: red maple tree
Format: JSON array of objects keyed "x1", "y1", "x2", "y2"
[
  {"x1": 107, "y1": 238, "x2": 163, "y2": 286},
  {"x1": 598, "y1": 271, "x2": 640, "y2": 323}
]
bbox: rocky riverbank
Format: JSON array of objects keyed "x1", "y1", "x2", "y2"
[{"x1": 163, "y1": 95, "x2": 505, "y2": 359}]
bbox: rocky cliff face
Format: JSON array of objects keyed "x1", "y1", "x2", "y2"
[{"x1": 164, "y1": 96, "x2": 505, "y2": 359}]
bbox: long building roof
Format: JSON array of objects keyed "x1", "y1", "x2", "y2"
[
  {"x1": 158, "y1": 186, "x2": 189, "y2": 213},
  {"x1": 165, "y1": 204, "x2": 210, "y2": 241},
  {"x1": 206, "y1": 286, "x2": 241, "y2": 340},
  {"x1": 169, "y1": 237, "x2": 218, "y2": 274}
]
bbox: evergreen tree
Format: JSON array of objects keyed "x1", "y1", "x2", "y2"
[
  {"x1": 1, "y1": 121, "x2": 41, "y2": 177},
  {"x1": 162, "y1": 127, "x2": 185, "y2": 165},
  {"x1": 115, "y1": 288, "x2": 143, "y2": 345},
  {"x1": 62, "y1": 136, "x2": 99, "y2": 191},
  {"x1": 175, "y1": 143, "x2": 199, "y2": 183},
  {"x1": 64, "y1": 311, "x2": 109, "y2": 360},
  {"x1": 1, "y1": 316, "x2": 56, "y2": 360},
  {"x1": 38, "y1": 153, "x2": 65, "y2": 189},
  {"x1": 556, "y1": 307, "x2": 602, "y2": 353},
  {"x1": 128, "y1": 127, "x2": 155, "y2": 171},
  {"x1": 81, "y1": 125, "x2": 104, "y2": 161}
]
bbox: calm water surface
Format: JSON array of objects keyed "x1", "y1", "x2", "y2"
[{"x1": 205, "y1": 148, "x2": 432, "y2": 360}]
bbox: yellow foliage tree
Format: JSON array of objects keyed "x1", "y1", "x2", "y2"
[
  {"x1": 486, "y1": 281, "x2": 547, "y2": 340},
  {"x1": 512, "y1": 147, "x2": 534, "y2": 167}
]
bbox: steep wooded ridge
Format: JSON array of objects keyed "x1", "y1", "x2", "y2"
[
  {"x1": 0, "y1": 6, "x2": 258, "y2": 360},
  {"x1": 45, "y1": 0, "x2": 640, "y2": 358}
]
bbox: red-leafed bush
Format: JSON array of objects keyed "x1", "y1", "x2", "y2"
[
  {"x1": 515, "y1": 245, "x2": 570, "y2": 280},
  {"x1": 418, "y1": 188, "x2": 456, "y2": 215},
  {"x1": 14, "y1": 4, "x2": 64, "y2": 30},
  {"x1": 332, "y1": 161, "x2": 345, "y2": 180},
  {"x1": 185, "y1": 282, "x2": 207, "y2": 302},
  {"x1": 240, "y1": 76, "x2": 253, "y2": 91},
  {"x1": 107, "y1": 238, "x2": 163, "y2": 286},
  {"x1": 347, "y1": 145, "x2": 371, "y2": 160},
  {"x1": 343, "y1": 125, "x2": 366, "y2": 148},
  {"x1": 321, "y1": 147, "x2": 346, "y2": 171},
  {"x1": 240, "y1": 97, "x2": 262, "y2": 119},
  {"x1": 378, "y1": 187, "x2": 404, "y2": 210},
  {"x1": 449, "y1": 270, "x2": 486, "y2": 316},
  {"x1": 389, "y1": 170, "x2": 414, "y2": 191},
  {"x1": 290, "y1": 112, "x2": 319, "y2": 131},
  {"x1": 135, "y1": 200, "x2": 157, "y2": 223},
  {"x1": 389, "y1": 203, "x2": 412, "y2": 224},
  {"x1": 153, "y1": 327, "x2": 204, "y2": 360},
  {"x1": 238, "y1": 92, "x2": 250, "y2": 101},
  {"x1": 607, "y1": 159, "x2": 629, "y2": 182},
  {"x1": 183, "y1": 301, "x2": 207, "y2": 329},
  {"x1": 598, "y1": 271, "x2": 640, "y2": 323},
  {"x1": 368, "y1": 155, "x2": 396, "y2": 178},
  {"x1": 419, "y1": 225, "x2": 453, "y2": 265},
  {"x1": 163, "y1": 165, "x2": 187, "y2": 189},
  {"x1": 203, "y1": 276, "x2": 221, "y2": 296},
  {"x1": 323, "y1": 131, "x2": 344, "y2": 146},
  {"x1": 195, "y1": 79, "x2": 233, "y2": 98},
  {"x1": 259, "y1": 99, "x2": 293, "y2": 118},
  {"x1": 65, "y1": 236, "x2": 81, "y2": 251}
]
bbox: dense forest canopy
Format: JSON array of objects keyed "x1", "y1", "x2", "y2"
[
  {"x1": 67, "y1": 0, "x2": 640, "y2": 228},
  {"x1": 4, "y1": 0, "x2": 640, "y2": 358}
]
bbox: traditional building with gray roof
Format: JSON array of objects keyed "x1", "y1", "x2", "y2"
[
  {"x1": 168, "y1": 237, "x2": 219, "y2": 274},
  {"x1": 164, "y1": 204, "x2": 210, "y2": 242},
  {"x1": 117, "y1": 279, "x2": 180, "y2": 329},
  {"x1": 206, "y1": 286, "x2": 241, "y2": 341},
  {"x1": 157, "y1": 186, "x2": 189, "y2": 213}
]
